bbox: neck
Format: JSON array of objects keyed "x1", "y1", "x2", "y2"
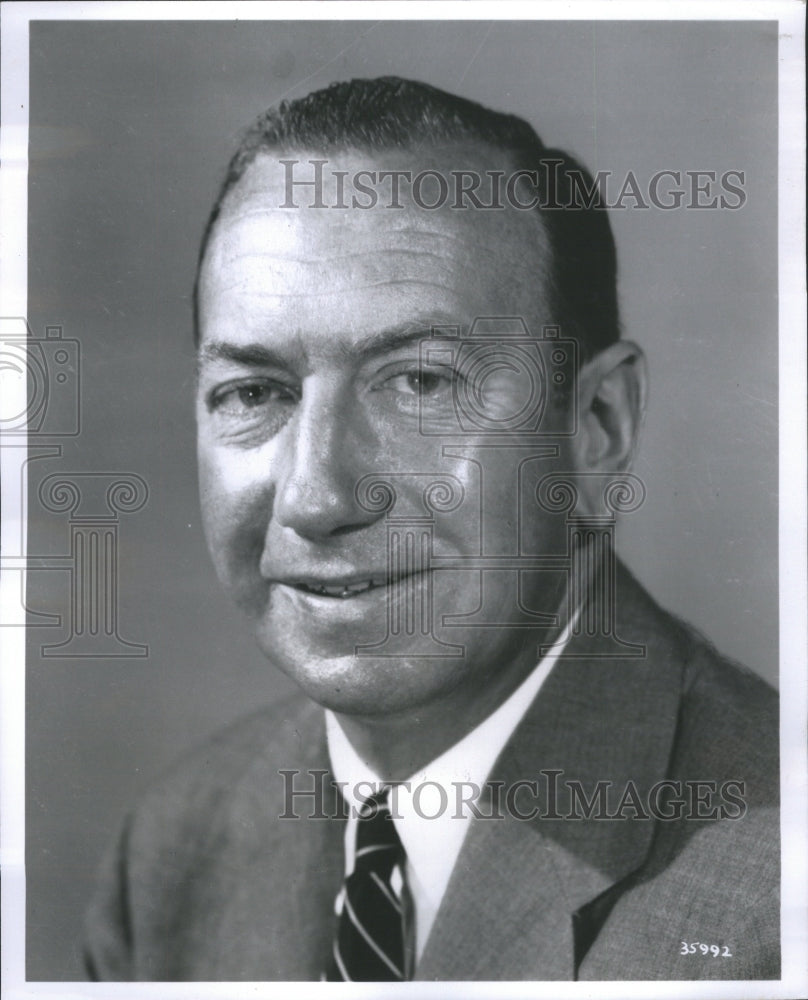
[{"x1": 332, "y1": 636, "x2": 548, "y2": 782}]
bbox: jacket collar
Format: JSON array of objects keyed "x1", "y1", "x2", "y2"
[{"x1": 416, "y1": 564, "x2": 688, "y2": 980}]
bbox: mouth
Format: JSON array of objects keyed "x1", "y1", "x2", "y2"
[{"x1": 283, "y1": 575, "x2": 392, "y2": 600}]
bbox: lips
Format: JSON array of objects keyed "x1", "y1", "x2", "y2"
[
  {"x1": 272, "y1": 568, "x2": 431, "y2": 600},
  {"x1": 291, "y1": 576, "x2": 388, "y2": 599}
]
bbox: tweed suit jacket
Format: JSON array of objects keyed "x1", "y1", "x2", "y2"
[{"x1": 85, "y1": 565, "x2": 779, "y2": 981}]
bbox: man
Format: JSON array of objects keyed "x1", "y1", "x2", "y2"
[{"x1": 85, "y1": 77, "x2": 778, "y2": 981}]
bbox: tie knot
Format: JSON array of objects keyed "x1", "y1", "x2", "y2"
[{"x1": 354, "y1": 788, "x2": 403, "y2": 871}]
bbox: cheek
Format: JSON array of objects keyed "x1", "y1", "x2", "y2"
[
  {"x1": 196, "y1": 443, "x2": 272, "y2": 587},
  {"x1": 466, "y1": 450, "x2": 567, "y2": 555},
  {"x1": 196, "y1": 446, "x2": 230, "y2": 555}
]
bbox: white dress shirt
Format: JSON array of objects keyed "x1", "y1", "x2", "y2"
[{"x1": 326, "y1": 612, "x2": 576, "y2": 963}]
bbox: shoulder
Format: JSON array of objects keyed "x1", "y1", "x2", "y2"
[
  {"x1": 619, "y1": 562, "x2": 777, "y2": 782},
  {"x1": 679, "y1": 634, "x2": 777, "y2": 775},
  {"x1": 128, "y1": 693, "x2": 324, "y2": 845},
  {"x1": 660, "y1": 625, "x2": 779, "y2": 896},
  {"x1": 582, "y1": 569, "x2": 779, "y2": 979},
  {"x1": 614, "y1": 564, "x2": 779, "y2": 877},
  {"x1": 84, "y1": 693, "x2": 326, "y2": 980}
]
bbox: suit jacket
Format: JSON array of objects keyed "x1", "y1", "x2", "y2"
[{"x1": 85, "y1": 565, "x2": 779, "y2": 980}]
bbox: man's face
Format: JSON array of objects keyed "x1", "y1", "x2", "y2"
[{"x1": 196, "y1": 148, "x2": 574, "y2": 719}]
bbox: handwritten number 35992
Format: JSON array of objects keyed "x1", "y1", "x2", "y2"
[{"x1": 680, "y1": 942, "x2": 732, "y2": 957}]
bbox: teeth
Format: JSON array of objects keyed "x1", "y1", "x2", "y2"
[{"x1": 298, "y1": 578, "x2": 386, "y2": 598}]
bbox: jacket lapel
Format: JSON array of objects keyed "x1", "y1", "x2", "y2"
[{"x1": 417, "y1": 566, "x2": 688, "y2": 980}]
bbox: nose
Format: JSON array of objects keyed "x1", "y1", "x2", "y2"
[{"x1": 272, "y1": 380, "x2": 377, "y2": 540}]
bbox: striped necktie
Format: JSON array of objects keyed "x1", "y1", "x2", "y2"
[{"x1": 325, "y1": 787, "x2": 407, "y2": 981}]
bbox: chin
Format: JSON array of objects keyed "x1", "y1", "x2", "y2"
[{"x1": 256, "y1": 634, "x2": 460, "y2": 719}]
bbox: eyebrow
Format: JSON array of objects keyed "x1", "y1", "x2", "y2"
[
  {"x1": 337, "y1": 323, "x2": 458, "y2": 363},
  {"x1": 198, "y1": 341, "x2": 289, "y2": 369},
  {"x1": 197, "y1": 320, "x2": 460, "y2": 371}
]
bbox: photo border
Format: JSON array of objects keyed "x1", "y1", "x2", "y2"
[{"x1": 1, "y1": 3, "x2": 805, "y2": 998}]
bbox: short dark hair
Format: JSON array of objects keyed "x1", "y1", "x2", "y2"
[{"x1": 194, "y1": 76, "x2": 620, "y2": 359}]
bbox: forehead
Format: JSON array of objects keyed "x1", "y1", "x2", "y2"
[{"x1": 198, "y1": 147, "x2": 554, "y2": 351}]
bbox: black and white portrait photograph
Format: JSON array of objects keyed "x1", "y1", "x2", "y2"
[{"x1": 0, "y1": 3, "x2": 805, "y2": 998}]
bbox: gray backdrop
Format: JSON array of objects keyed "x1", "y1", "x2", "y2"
[{"x1": 24, "y1": 19, "x2": 778, "y2": 979}]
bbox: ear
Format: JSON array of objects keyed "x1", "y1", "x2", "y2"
[{"x1": 572, "y1": 340, "x2": 648, "y2": 474}]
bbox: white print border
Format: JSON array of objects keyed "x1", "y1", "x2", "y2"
[{"x1": 1, "y1": 5, "x2": 805, "y2": 1000}]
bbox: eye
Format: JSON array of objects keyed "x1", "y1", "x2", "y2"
[
  {"x1": 382, "y1": 368, "x2": 455, "y2": 397},
  {"x1": 207, "y1": 378, "x2": 298, "y2": 416}
]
